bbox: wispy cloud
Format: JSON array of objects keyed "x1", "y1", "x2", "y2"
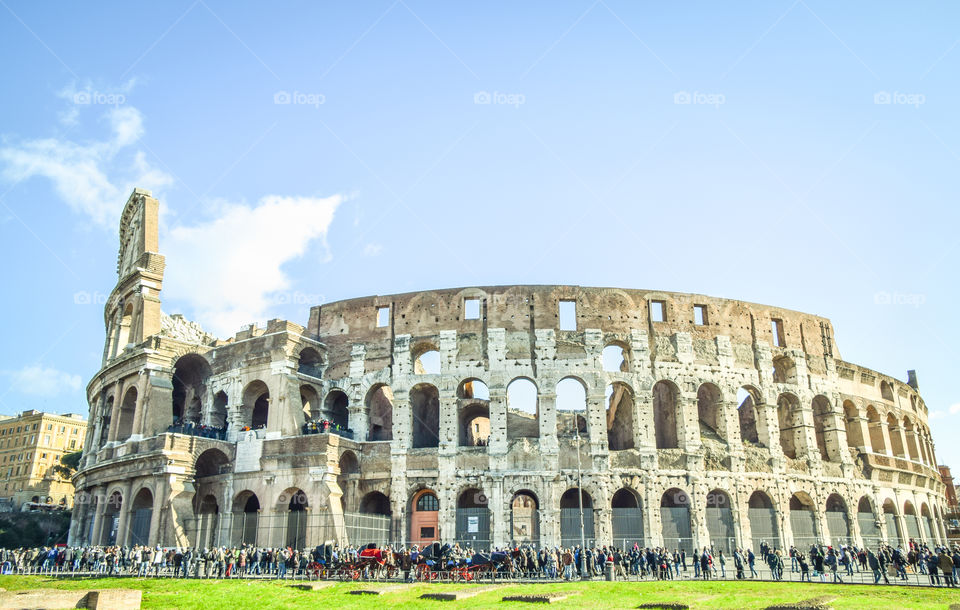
[
  {"x1": 363, "y1": 243, "x2": 383, "y2": 257},
  {"x1": 3, "y1": 365, "x2": 83, "y2": 398}
]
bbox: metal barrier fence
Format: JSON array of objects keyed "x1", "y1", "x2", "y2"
[
  {"x1": 661, "y1": 507, "x2": 691, "y2": 552},
  {"x1": 706, "y1": 508, "x2": 735, "y2": 555},
  {"x1": 748, "y1": 507, "x2": 779, "y2": 552},
  {"x1": 181, "y1": 511, "x2": 393, "y2": 550},
  {"x1": 559, "y1": 508, "x2": 595, "y2": 548}
]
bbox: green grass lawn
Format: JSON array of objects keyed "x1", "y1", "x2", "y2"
[{"x1": 0, "y1": 576, "x2": 956, "y2": 609}]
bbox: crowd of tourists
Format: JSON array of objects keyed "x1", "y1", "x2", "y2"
[{"x1": 1, "y1": 538, "x2": 958, "y2": 587}]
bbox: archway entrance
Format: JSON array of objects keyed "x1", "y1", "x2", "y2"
[
  {"x1": 195, "y1": 494, "x2": 219, "y2": 548},
  {"x1": 130, "y1": 489, "x2": 153, "y2": 546},
  {"x1": 232, "y1": 492, "x2": 260, "y2": 546},
  {"x1": 510, "y1": 491, "x2": 539, "y2": 546},
  {"x1": 789, "y1": 493, "x2": 818, "y2": 550},
  {"x1": 410, "y1": 490, "x2": 440, "y2": 546},
  {"x1": 660, "y1": 488, "x2": 692, "y2": 551},
  {"x1": 455, "y1": 488, "x2": 490, "y2": 551},
  {"x1": 611, "y1": 488, "x2": 644, "y2": 548},
  {"x1": 857, "y1": 497, "x2": 881, "y2": 548},
  {"x1": 560, "y1": 488, "x2": 594, "y2": 548},
  {"x1": 825, "y1": 494, "x2": 851, "y2": 545},
  {"x1": 285, "y1": 490, "x2": 308, "y2": 549},
  {"x1": 706, "y1": 489, "x2": 735, "y2": 554},
  {"x1": 747, "y1": 491, "x2": 779, "y2": 552},
  {"x1": 102, "y1": 491, "x2": 122, "y2": 545}
]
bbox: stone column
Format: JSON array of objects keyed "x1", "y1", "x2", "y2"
[
  {"x1": 690, "y1": 482, "x2": 710, "y2": 550},
  {"x1": 847, "y1": 409, "x2": 871, "y2": 454},
  {"x1": 90, "y1": 486, "x2": 107, "y2": 546},
  {"x1": 489, "y1": 477, "x2": 507, "y2": 549},
  {"x1": 115, "y1": 479, "x2": 135, "y2": 546},
  {"x1": 438, "y1": 396, "x2": 458, "y2": 455},
  {"x1": 677, "y1": 395, "x2": 702, "y2": 453},
  {"x1": 586, "y1": 392, "x2": 607, "y2": 456},
  {"x1": 487, "y1": 390, "x2": 508, "y2": 454},
  {"x1": 393, "y1": 398, "x2": 412, "y2": 450},
  {"x1": 148, "y1": 477, "x2": 166, "y2": 545}
]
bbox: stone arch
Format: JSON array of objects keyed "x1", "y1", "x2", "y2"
[
  {"x1": 455, "y1": 487, "x2": 490, "y2": 550},
  {"x1": 129, "y1": 487, "x2": 154, "y2": 546},
  {"x1": 232, "y1": 490, "x2": 261, "y2": 546},
  {"x1": 866, "y1": 406, "x2": 885, "y2": 453},
  {"x1": 210, "y1": 391, "x2": 228, "y2": 429},
  {"x1": 737, "y1": 385, "x2": 762, "y2": 446},
  {"x1": 337, "y1": 450, "x2": 360, "y2": 511},
  {"x1": 556, "y1": 376, "x2": 588, "y2": 436},
  {"x1": 297, "y1": 347, "x2": 323, "y2": 378},
  {"x1": 510, "y1": 490, "x2": 540, "y2": 546},
  {"x1": 776, "y1": 392, "x2": 805, "y2": 459},
  {"x1": 359, "y1": 491, "x2": 391, "y2": 515},
  {"x1": 195, "y1": 448, "x2": 230, "y2": 478},
  {"x1": 747, "y1": 490, "x2": 780, "y2": 551},
  {"x1": 605, "y1": 382, "x2": 635, "y2": 450},
  {"x1": 772, "y1": 356, "x2": 797, "y2": 384},
  {"x1": 506, "y1": 377, "x2": 539, "y2": 440},
  {"x1": 412, "y1": 342, "x2": 441, "y2": 375},
  {"x1": 410, "y1": 383, "x2": 440, "y2": 448},
  {"x1": 880, "y1": 380, "x2": 894, "y2": 401},
  {"x1": 812, "y1": 395, "x2": 839, "y2": 462},
  {"x1": 457, "y1": 378, "x2": 490, "y2": 400},
  {"x1": 602, "y1": 341, "x2": 629, "y2": 373},
  {"x1": 706, "y1": 488, "x2": 735, "y2": 553},
  {"x1": 825, "y1": 493, "x2": 851, "y2": 544},
  {"x1": 660, "y1": 487, "x2": 691, "y2": 551},
  {"x1": 697, "y1": 382, "x2": 726, "y2": 444},
  {"x1": 241, "y1": 380, "x2": 270, "y2": 430},
  {"x1": 882, "y1": 498, "x2": 903, "y2": 546},
  {"x1": 283, "y1": 489, "x2": 308, "y2": 549},
  {"x1": 410, "y1": 488, "x2": 440, "y2": 545},
  {"x1": 886, "y1": 412, "x2": 905, "y2": 457},
  {"x1": 842, "y1": 400, "x2": 863, "y2": 449},
  {"x1": 172, "y1": 353, "x2": 212, "y2": 425},
  {"x1": 611, "y1": 488, "x2": 644, "y2": 547},
  {"x1": 653, "y1": 380, "x2": 680, "y2": 449},
  {"x1": 789, "y1": 491, "x2": 818, "y2": 549},
  {"x1": 920, "y1": 502, "x2": 935, "y2": 543},
  {"x1": 559, "y1": 488, "x2": 595, "y2": 547},
  {"x1": 857, "y1": 496, "x2": 881, "y2": 548},
  {"x1": 300, "y1": 385, "x2": 320, "y2": 421},
  {"x1": 323, "y1": 389, "x2": 349, "y2": 429},
  {"x1": 902, "y1": 416, "x2": 920, "y2": 461},
  {"x1": 365, "y1": 384, "x2": 394, "y2": 442},
  {"x1": 194, "y1": 493, "x2": 220, "y2": 548},
  {"x1": 116, "y1": 386, "x2": 137, "y2": 441}
]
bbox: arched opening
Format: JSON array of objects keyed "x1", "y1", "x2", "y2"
[
  {"x1": 337, "y1": 451, "x2": 360, "y2": 511},
  {"x1": 660, "y1": 488, "x2": 691, "y2": 551},
  {"x1": 697, "y1": 383, "x2": 726, "y2": 444},
  {"x1": 242, "y1": 381, "x2": 269, "y2": 430},
  {"x1": 706, "y1": 489, "x2": 735, "y2": 554},
  {"x1": 611, "y1": 488, "x2": 644, "y2": 548},
  {"x1": 455, "y1": 488, "x2": 490, "y2": 550},
  {"x1": 560, "y1": 488, "x2": 595, "y2": 547},
  {"x1": 866, "y1": 406, "x2": 885, "y2": 453},
  {"x1": 459, "y1": 403, "x2": 490, "y2": 447},
  {"x1": 300, "y1": 385, "x2": 320, "y2": 421},
  {"x1": 903, "y1": 501, "x2": 921, "y2": 543},
  {"x1": 789, "y1": 492, "x2": 818, "y2": 550},
  {"x1": 458, "y1": 378, "x2": 490, "y2": 401},
  {"x1": 506, "y1": 378, "x2": 539, "y2": 439},
  {"x1": 285, "y1": 489, "x2": 308, "y2": 549},
  {"x1": 172, "y1": 354, "x2": 212, "y2": 425},
  {"x1": 777, "y1": 393, "x2": 805, "y2": 459},
  {"x1": 298, "y1": 347, "x2": 323, "y2": 378},
  {"x1": 653, "y1": 381, "x2": 679, "y2": 449},
  {"x1": 194, "y1": 494, "x2": 219, "y2": 549},
  {"x1": 116, "y1": 387, "x2": 137, "y2": 441},
  {"x1": 882, "y1": 499, "x2": 902, "y2": 547},
  {"x1": 211, "y1": 391, "x2": 228, "y2": 429},
  {"x1": 195, "y1": 448, "x2": 230, "y2": 479},
  {"x1": 920, "y1": 503, "x2": 934, "y2": 543},
  {"x1": 99, "y1": 396, "x2": 113, "y2": 447},
  {"x1": 556, "y1": 377, "x2": 588, "y2": 437},
  {"x1": 366, "y1": 384, "x2": 394, "y2": 441},
  {"x1": 606, "y1": 382, "x2": 634, "y2": 450},
  {"x1": 602, "y1": 343, "x2": 629, "y2": 372},
  {"x1": 857, "y1": 497, "x2": 881, "y2": 548},
  {"x1": 412, "y1": 344, "x2": 441, "y2": 375},
  {"x1": 410, "y1": 489, "x2": 440, "y2": 546},
  {"x1": 772, "y1": 356, "x2": 797, "y2": 384},
  {"x1": 842, "y1": 401, "x2": 863, "y2": 450},
  {"x1": 812, "y1": 395, "x2": 839, "y2": 462},
  {"x1": 880, "y1": 381, "x2": 894, "y2": 401},
  {"x1": 903, "y1": 417, "x2": 920, "y2": 461},
  {"x1": 102, "y1": 491, "x2": 122, "y2": 545},
  {"x1": 737, "y1": 387, "x2": 762, "y2": 446},
  {"x1": 323, "y1": 390, "x2": 349, "y2": 429},
  {"x1": 825, "y1": 494, "x2": 850, "y2": 544},
  {"x1": 410, "y1": 384, "x2": 440, "y2": 448},
  {"x1": 510, "y1": 491, "x2": 539, "y2": 546},
  {"x1": 130, "y1": 488, "x2": 153, "y2": 546},
  {"x1": 114, "y1": 302, "x2": 134, "y2": 357},
  {"x1": 748, "y1": 491, "x2": 779, "y2": 551},
  {"x1": 349, "y1": 491, "x2": 391, "y2": 547},
  {"x1": 886, "y1": 413, "x2": 905, "y2": 457},
  {"x1": 232, "y1": 491, "x2": 260, "y2": 546}
]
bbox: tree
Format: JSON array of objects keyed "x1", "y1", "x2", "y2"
[{"x1": 50, "y1": 451, "x2": 82, "y2": 480}]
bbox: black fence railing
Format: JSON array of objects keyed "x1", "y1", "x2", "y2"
[{"x1": 301, "y1": 421, "x2": 354, "y2": 440}]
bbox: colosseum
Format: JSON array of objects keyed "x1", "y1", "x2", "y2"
[{"x1": 70, "y1": 189, "x2": 949, "y2": 555}]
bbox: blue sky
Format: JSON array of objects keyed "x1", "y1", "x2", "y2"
[{"x1": 1, "y1": 2, "x2": 959, "y2": 464}]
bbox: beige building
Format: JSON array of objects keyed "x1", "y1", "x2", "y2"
[
  {"x1": 0, "y1": 410, "x2": 87, "y2": 510},
  {"x1": 70, "y1": 189, "x2": 950, "y2": 552}
]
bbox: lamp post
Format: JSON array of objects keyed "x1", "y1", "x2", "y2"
[{"x1": 574, "y1": 414, "x2": 588, "y2": 579}]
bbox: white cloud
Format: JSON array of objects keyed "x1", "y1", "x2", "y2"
[
  {"x1": 4, "y1": 365, "x2": 83, "y2": 398},
  {"x1": 929, "y1": 410, "x2": 946, "y2": 420},
  {"x1": 363, "y1": 243, "x2": 383, "y2": 257},
  {"x1": 164, "y1": 195, "x2": 341, "y2": 336},
  {"x1": 949, "y1": 403, "x2": 960, "y2": 415},
  {"x1": 0, "y1": 98, "x2": 170, "y2": 228}
]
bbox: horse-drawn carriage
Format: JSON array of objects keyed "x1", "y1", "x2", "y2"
[
  {"x1": 305, "y1": 543, "x2": 399, "y2": 581},
  {"x1": 413, "y1": 543, "x2": 509, "y2": 581}
]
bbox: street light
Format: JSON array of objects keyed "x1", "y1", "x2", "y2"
[{"x1": 574, "y1": 415, "x2": 588, "y2": 579}]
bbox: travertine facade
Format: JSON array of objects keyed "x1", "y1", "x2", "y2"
[{"x1": 70, "y1": 190, "x2": 949, "y2": 553}]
